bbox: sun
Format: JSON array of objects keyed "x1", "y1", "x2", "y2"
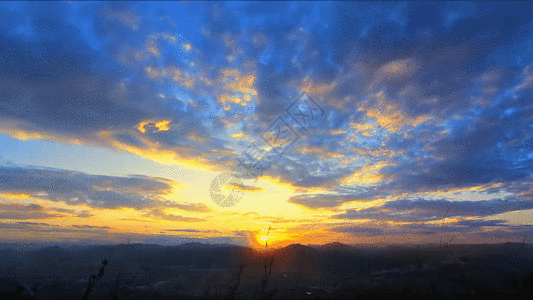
[
  {"x1": 254, "y1": 230, "x2": 275, "y2": 248},
  {"x1": 258, "y1": 235, "x2": 274, "y2": 244},
  {"x1": 256, "y1": 232, "x2": 277, "y2": 247}
]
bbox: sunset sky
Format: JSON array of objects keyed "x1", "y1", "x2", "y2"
[{"x1": 1, "y1": 1, "x2": 533, "y2": 248}]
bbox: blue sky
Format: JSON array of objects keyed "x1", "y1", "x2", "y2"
[{"x1": 0, "y1": 1, "x2": 532, "y2": 247}]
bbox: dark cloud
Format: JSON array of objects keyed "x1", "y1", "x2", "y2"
[
  {"x1": 454, "y1": 219, "x2": 510, "y2": 228},
  {"x1": 330, "y1": 225, "x2": 385, "y2": 237},
  {"x1": 0, "y1": 2, "x2": 148, "y2": 134},
  {"x1": 0, "y1": 166, "x2": 206, "y2": 211},
  {"x1": 71, "y1": 224, "x2": 111, "y2": 230},
  {"x1": 0, "y1": 203, "x2": 60, "y2": 220},
  {"x1": 0, "y1": 221, "x2": 110, "y2": 233},
  {"x1": 38, "y1": 207, "x2": 94, "y2": 219},
  {"x1": 0, "y1": 2, "x2": 234, "y2": 169},
  {"x1": 387, "y1": 90, "x2": 533, "y2": 193},
  {"x1": 329, "y1": 219, "x2": 531, "y2": 240},
  {"x1": 0, "y1": 222, "x2": 52, "y2": 230},
  {"x1": 289, "y1": 193, "x2": 377, "y2": 209},
  {"x1": 330, "y1": 2, "x2": 533, "y2": 117},
  {"x1": 334, "y1": 198, "x2": 533, "y2": 222}
]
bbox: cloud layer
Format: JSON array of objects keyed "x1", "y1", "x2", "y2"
[{"x1": 1, "y1": 2, "x2": 533, "y2": 245}]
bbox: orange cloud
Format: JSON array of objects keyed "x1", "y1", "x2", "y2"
[
  {"x1": 0, "y1": 118, "x2": 90, "y2": 146},
  {"x1": 144, "y1": 66, "x2": 195, "y2": 88},
  {"x1": 341, "y1": 161, "x2": 395, "y2": 185},
  {"x1": 296, "y1": 145, "x2": 344, "y2": 159},
  {"x1": 330, "y1": 129, "x2": 346, "y2": 135},
  {"x1": 137, "y1": 120, "x2": 172, "y2": 134},
  {"x1": 220, "y1": 69, "x2": 257, "y2": 96},
  {"x1": 0, "y1": 193, "x2": 31, "y2": 200},
  {"x1": 373, "y1": 58, "x2": 421, "y2": 81},
  {"x1": 349, "y1": 147, "x2": 403, "y2": 159},
  {"x1": 363, "y1": 91, "x2": 431, "y2": 133},
  {"x1": 299, "y1": 77, "x2": 337, "y2": 96},
  {"x1": 218, "y1": 93, "x2": 246, "y2": 107},
  {"x1": 97, "y1": 130, "x2": 218, "y2": 171},
  {"x1": 231, "y1": 132, "x2": 245, "y2": 139}
]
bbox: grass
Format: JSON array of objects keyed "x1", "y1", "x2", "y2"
[
  {"x1": 257, "y1": 227, "x2": 275, "y2": 300},
  {"x1": 108, "y1": 241, "x2": 130, "y2": 300},
  {"x1": 222, "y1": 227, "x2": 275, "y2": 300},
  {"x1": 226, "y1": 264, "x2": 244, "y2": 300},
  {"x1": 81, "y1": 258, "x2": 108, "y2": 300}
]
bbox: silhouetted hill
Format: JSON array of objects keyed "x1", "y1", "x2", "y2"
[
  {"x1": 177, "y1": 242, "x2": 238, "y2": 250},
  {"x1": 311, "y1": 242, "x2": 355, "y2": 252}
]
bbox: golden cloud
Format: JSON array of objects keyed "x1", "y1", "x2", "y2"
[
  {"x1": 364, "y1": 91, "x2": 431, "y2": 133},
  {"x1": 0, "y1": 118, "x2": 90, "y2": 146},
  {"x1": 97, "y1": 130, "x2": 216, "y2": 171},
  {"x1": 349, "y1": 147, "x2": 403, "y2": 159},
  {"x1": 330, "y1": 129, "x2": 346, "y2": 135},
  {"x1": 144, "y1": 66, "x2": 195, "y2": 88},
  {"x1": 299, "y1": 77, "x2": 337, "y2": 96},
  {"x1": 341, "y1": 161, "x2": 395, "y2": 185},
  {"x1": 137, "y1": 120, "x2": 172, "y2": 134},
  {"x1": 374, "y1": 58, "x2": 421, "y2": 80},
  {"x1": 296, "y1": 145, "x2": 344, "y2": 159}
]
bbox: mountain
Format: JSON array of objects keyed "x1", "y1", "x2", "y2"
[
  {"x1": 311, "y1": 242, "x2": 354, "y2": 252},
  {"x1": 177, "y1": 242, "x2": 238, "y2": 250},
  {"x1": 271, "y1": 244, "x2": 322, "y2": 278}
]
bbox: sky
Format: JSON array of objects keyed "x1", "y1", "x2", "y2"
[{"x1": 0, "y1": 1, "x2": 533, "y2": 248}]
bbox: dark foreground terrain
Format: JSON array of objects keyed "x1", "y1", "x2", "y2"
[{"x1": 1, "y1": 242, "x2": 532, "y2": 300}]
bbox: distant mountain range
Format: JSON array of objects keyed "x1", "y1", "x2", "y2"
[{"x1": 1, "y1": 241, "x2": 533, "y2": 299}]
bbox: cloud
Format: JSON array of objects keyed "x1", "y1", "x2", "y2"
[
  {"x1": 0, "y1": 221, "x2": 111, "y2": 233},
  {"x1": 0, "y1": 165, "x2": 201, "y2": 210},
  {"x1": 0, "y1": 203, "x2": 60, "y2": 220},
  {"x1": 328, "y1": 219, "x2": 532, "y2": 241},
  {"x1": 0, "y1": 222, "x2": 53, "y2": 230},
  {"x1": 164, "y1": 229, "x2": 220, "y2": 233},
  {"x1": 170, "y1": 203, "x2": 212, "y2": 213},
  {"x1": 333, "y1": 198, "x2": 533, "y2": 222},
  {"x1": 1, "y1": 1, "x2": 531, "y2": 192},
  {"x1": 143, "y1": 208, "x2": 205, "y2": 222},
  {"x1": 0, "y1": 2, "x2": 237, "y2": 171},
  {"x1": 330, "y1": 225, "x2": 385, "y2": 237},
  {"x1": 289, "y1": 193, "x2": 378, "y2": 209},
  {"x1": 71, "y1": 224, "x2": 112, "y2": 230}
]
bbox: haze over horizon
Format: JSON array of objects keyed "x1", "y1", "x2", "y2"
[{"x1": 1, "y1": 1, "x2": 533, "y2": 249}]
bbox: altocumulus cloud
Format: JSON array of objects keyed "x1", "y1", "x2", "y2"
[{"x1": 1, "y1": 1, "x2": 533, "y2": 242}]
